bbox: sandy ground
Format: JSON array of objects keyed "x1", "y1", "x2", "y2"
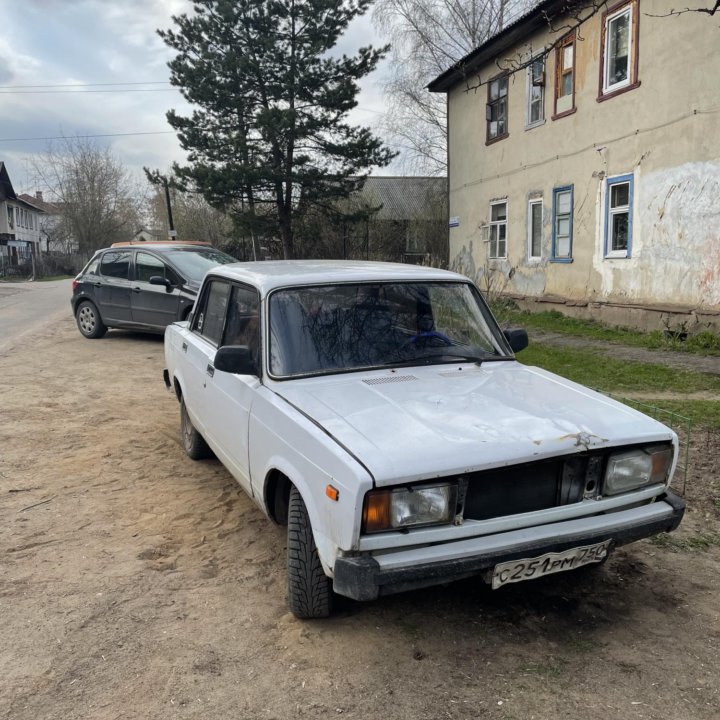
[{"x1": 1, "y1": 316, "x2": 719, "y2": 720}]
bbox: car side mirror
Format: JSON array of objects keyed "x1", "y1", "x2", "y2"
[
  {"x1": 149, "y1": 275, "x2": 173, "y2": 293},
  {"x1": 214, "y1": 345, "x2": 257, "y2": 375},
  {"x1": 503, "y1": 328, "x2": 529, "y2": 353}
]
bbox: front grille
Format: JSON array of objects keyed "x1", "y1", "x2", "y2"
[{"x1": 461, "y1": 453, "x2": 605, "y2": 521}]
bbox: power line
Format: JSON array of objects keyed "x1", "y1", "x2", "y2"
[
  {"x1": 0, "y1": 81, "x2": 171, "y2": 89},
  {"x1": 0, "y1": 131, "x2": 176, "y2": 143},
  {"x1": 0, "y1": 88, "x2": 179, "y2": 94}
]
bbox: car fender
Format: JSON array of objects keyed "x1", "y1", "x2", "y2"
[{"x1": 249, "y1": 388, "x2": 373, "y2": 561}]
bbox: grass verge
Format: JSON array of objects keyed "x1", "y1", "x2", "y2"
[
  {"x1": 497, "y1": 307, "x2": 720, "y2": 356},
  {"x1": 519, "y1": 344, "x2": 720, "y2": 429}
]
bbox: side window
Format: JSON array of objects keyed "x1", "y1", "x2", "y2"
[
  {"x1": 526, "y1": 57, "x2": 545, "y2": 128},
  {"x1": 223, "y1": 285, "x2": 261, "y2": 365},
  {"x1": 488, "y1": 201, "x2": 507, "y2": 259},
  {"x1": 554, "y1": 33, "x2": 575, "y2": 118},
  {"x1": 552, "y1": 186, "x2": 573, "y2": 261},
  {"x1": 100, "y1": 250, "x2": 131, "y2": 279},
  {"x1": 136, "y1": 252, "x2": 165, "y2": 282},
  {"x1": 193, "y1": 280, "x2": 231, "y2": 346},
  {"x1": 486, "y1": 74, "x2": 509, "y2": 143},
  {"x1": 605, "y1": 174, "x2": 633, "y2": 258}
]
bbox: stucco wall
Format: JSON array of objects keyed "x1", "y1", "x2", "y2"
[{"x1": 446, "y1": 0, "x2": 720, "y2": 315}]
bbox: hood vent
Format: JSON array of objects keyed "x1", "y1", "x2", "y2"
[{"x1": 363, "y1": 375, "x2": 417, "y2": 386}]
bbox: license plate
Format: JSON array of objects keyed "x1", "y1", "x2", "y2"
[{"x1": 491, "y1": 540, "x2": 612, "y2": 589}]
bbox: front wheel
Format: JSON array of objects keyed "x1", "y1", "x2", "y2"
[
  {"x1": 75, "y1": 300, "x2": 107, "y2": 339},
  {"x1": 180, "y1": 398, "x2": 211, "y2": 460},
  {"x1": 287, "y1": 485, "x2": 333, "y2": 619}
]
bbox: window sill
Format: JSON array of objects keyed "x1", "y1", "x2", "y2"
[
  {"x1": 551, "y1": 106, "x2": 577, "y2": 121},
  {"x1": 597, "y1": 80, "x2": 641, "y2": 103},
  {"x1": 525, "y1": 119, "x2": 546, "y2": 131},
  {"x1": 550, "y1": 257, "x2": 574, "y2": 263},
  {"x1": 485, "y1": 133, "x2": 509, "y2": 146},
  {"x1": 604, "y1": 252, "x2": 631, "y2": 259}
]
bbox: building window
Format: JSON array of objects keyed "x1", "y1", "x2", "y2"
[
  {"x1": 526, "y1": 57, "x2": 545, "y2": 128},
  {"x1": 489, "y1": 201, "x2": 507, "y2": 259},
  {"x1": 605, "y1": 174, "x2": 633, "y2": 258},
  {"x1": 554, "y1": 33, "x2": 575, "y2": 118},
  {"x1": 527, "y1": 199, "x2": 543, "y2": 260},
  {"x1": 600, "y1": 0, "x2": 639, "y2": 99},
  {"x1": 486, "y1": 74, "x2": 508, "y2": 143},
  {"x1": 552, "y1": 186, "x2": 573, "y2": 261}
]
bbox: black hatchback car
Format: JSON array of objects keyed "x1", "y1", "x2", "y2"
[{"x1": 71, "y1": 242, "x2": 237, "y2": 338}]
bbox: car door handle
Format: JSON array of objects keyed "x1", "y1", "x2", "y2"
[
  {"x1": 93, "y1": 282, "x2": 102, "y2": 288},
  {"x1": 206, "y1": 364, "x2": 215, "y2": 377},
  {"x1": 182, "y1": 342, "x2": 188, "y2": 352},
  {"x1": 132, "y1": 286, "x2": 142, "y2": 293}
]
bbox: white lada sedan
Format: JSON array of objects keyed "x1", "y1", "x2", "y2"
[{"x1": 163, "y1": 261, "x2": 685, "y2": 618}]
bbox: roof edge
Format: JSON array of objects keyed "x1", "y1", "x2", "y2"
[{"x1": 427, "y1": 0, "x2": 563, "y2": 93}]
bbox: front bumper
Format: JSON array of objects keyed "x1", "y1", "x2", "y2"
[{"x1": 333, "y1": 490, "x2": 685, "y2": 601}]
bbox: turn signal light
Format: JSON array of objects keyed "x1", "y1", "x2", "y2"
[
  {"x1": 362, "y1": 491, "x2": 391, "y2": 533},
  {"x1": 325, "y1": 485, "x2": 339, "y2": 502}
]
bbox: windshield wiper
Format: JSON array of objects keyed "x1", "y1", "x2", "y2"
[{"x1": 381, "y1": 350, "x2": 491, "y2": 369}]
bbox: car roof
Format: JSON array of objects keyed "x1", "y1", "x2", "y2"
[{"x1": 206, "y1": 260, "x2": 471, "y2": 296}]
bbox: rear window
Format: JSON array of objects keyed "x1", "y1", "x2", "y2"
[{"x1": 163, "y1": 248, "x2": 236, "y2": 282}]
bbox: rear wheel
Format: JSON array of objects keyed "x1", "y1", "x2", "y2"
[
  {"x1": 180, "y1": 398, "x2": 211, "y2": 460},
  {"x1": 287, "y1": 485, "x2": 333, "y2": 619},
  {"x1": 75, "y1": 300, "x2": 107, "y2": 339}
]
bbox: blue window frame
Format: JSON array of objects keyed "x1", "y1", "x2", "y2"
[
  {"x1": 551, "y1": 185, "x2": 573, "y2": 262},
  {"x1": 604, "y1": 173, "x2": 633, "y2": 258}
]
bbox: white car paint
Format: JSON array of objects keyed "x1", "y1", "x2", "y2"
[{"x1": 164, "y1": 260, "x2": 684, "y2": 602}]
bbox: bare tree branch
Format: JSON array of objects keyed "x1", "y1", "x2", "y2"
[
  {"x1": 645, "y1": 1, "x2": 720, "y2": 17},
  {"x1": 463, "y1": 1, "x2": 608, "y2": 93},
  {"x1": 374, "y1": 0, "x2": 536, "y2": 173}
]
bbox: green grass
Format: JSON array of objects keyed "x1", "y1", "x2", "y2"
[
  {"x1": 35, "y1": 274, "x2": 73, "y2": 281},
  {"x1": 519, "y1": 344, "x2": 720, "y2": 394},
  {"x1": 518, "y1": 344, "x2": 720, "y2": 429},
  {"x1": 496, "y1": 307, "x2": 720, "y2": 356},
  {"x1": 649, "y1": 532, "x2": 720, "y2": 552}
]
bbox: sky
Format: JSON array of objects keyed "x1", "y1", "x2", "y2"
[{"x1": 0, "y1": 0, "x2": 392, "y2": 196}]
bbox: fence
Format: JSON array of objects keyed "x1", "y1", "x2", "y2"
[{"x1": 0, "y1": 251, "x2": 88, "y2": 279}]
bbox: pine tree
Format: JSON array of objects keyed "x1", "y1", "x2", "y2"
[{"x1": 159, "y1": 0, "x2": 395, "y2": 259}]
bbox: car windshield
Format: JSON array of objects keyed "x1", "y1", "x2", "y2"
[
  {"x1": 163, "y1": 248, "x2": 236, "y2": 282},
  {"x1": 269, "y1": 281, "x2": 512, "y2": 378}
]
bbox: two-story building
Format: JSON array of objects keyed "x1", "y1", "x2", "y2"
[
  {"x1": 0, "y1": 162, "x2": 45, "y2": 269},
  {"x1": 429, "y1": 0, "x2": 720, "y2": 331}
]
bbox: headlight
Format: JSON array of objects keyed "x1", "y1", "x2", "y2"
[
  {"x1": 604, "y1": 445, "x2": 673, "y2": 495},
  {"x1": 362, "y1": 483, "x2": 458, "y2": 533}
]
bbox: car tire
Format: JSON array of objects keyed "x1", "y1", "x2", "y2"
[
  {"x1": 180, "y1": 398, "x2": 211, "y2": 460},
  {"x1": 75, "y1": 300, "x2": 107, "y2": 339},
  {"x1": 287, "y1": 485, "x2": 333, "y2": 619}
]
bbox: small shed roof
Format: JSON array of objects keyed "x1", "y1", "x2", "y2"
[{"x1": 359, "y1": 176, "x2": 446, "y2": 221}]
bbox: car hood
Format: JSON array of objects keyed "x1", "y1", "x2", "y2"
[{"x1": 271, "y1": 362, "x2": 675, "y2": 486}]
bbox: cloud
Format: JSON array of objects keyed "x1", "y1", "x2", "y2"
[{"x1": 0, "y1": 0, "x2": 400, "y2": 189}]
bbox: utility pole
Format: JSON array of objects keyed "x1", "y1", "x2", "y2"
[{"x1": 164, "y1": 176, "x2": 176, "y2": 241}]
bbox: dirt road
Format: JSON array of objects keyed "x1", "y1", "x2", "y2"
[{"x1": 1, "y1": 317, "x2": 719, "y2": 720}]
